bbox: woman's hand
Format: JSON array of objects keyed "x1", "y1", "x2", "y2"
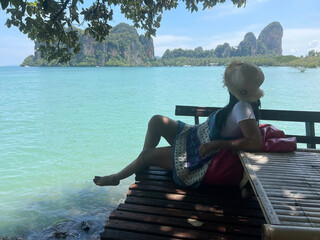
[{"x1": 198, "y1": 141, "x2": 219, "y2": 158}]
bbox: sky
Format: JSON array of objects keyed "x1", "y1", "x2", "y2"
[{"x1": 0, "y1": 0, "x2": 319, "y2": 66}]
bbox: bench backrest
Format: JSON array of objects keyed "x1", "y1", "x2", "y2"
[{"x1": 175, "y1": 105, "x2": 320, "y2": 149}]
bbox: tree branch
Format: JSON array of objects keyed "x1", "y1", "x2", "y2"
[{"x1": 51, "y1": 0, "x2": 71, "y2": 22}]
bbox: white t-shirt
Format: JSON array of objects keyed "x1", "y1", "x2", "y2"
[{"x1": 220, "y1": 101, "x2": 255, "y2": 138}]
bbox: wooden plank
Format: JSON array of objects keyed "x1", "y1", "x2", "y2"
[
  {"x1": 257, "y1": 174, "x2": 320, "y2": 183},
  {"x1": 249, "y1": 161, "x2": 320, "y2": 168},
  {"x1": 245, "y1": 160, "x2": 319, "y2": 168},
  {"x1": 134, "y1": 177, "x2": 254, "y2": 198},
  {"x1": 139, "y1": 169, "x2": 173, "y2": 176},
  {"x1": 253, "y1": 160, "x2": 318, "y2": 168},
  {"x1": 109, "y1": 210, "x2": 262, "y2": 237},
  {"x1": 250, "y1": 157, "x2": 320, "y2": 164},
  {"x1": 288, "y1": 135, "x2": 320, "y2": 145},
  {"x1": 175, "y1": 106, "x2": 219, "y2": 117},
  {"x1": 263, "y1": 184, "x2": 320, "y2": 192},
  {"x1": 101, "y1": 228, "x2": 181, "y2": 240},
  {"x1": 175, "y1": 106, "x2": 320, "y2": 122},
  {"x1": 136, "y1": 174, "x2": 174, "y2": 182},
  {"x1": 306, "y1": 122, "x2": 316, "y2": 148},
  {"x1": 105, "y1": 219, "x2": 260, "y2": 240},
  {"x1": 262, "y1": 180, "x2": 320, "y2": 189},
  {"x1": 262, "y1": 188, "x2": 320, "y2": 197},
  {"x1": 277, "y1": 215, "x2": 320, "y2": 224},
  {"x1": 125, "y1": 196, "x2": 264, "y2": 219},
  {"x1": 297, "y1": 148, "x2": 320, "y2": 153},
  {"x1": 248, "y1": 168, "x2": 319, "y2": 176},
  {"x1": 127, "y1": 189, "x2": 262, "y2": 210},
  {"x1": 117, "y1": 203, "x2": 265, "y2": 227},
  {"x1": 279, "y1": 221, "x2": 320, "y2": 228},
  {"x1": 265, "y1": 192, "x2": 320, "y2": 200},
  {"x1": 239, "y1": 152, "x2": 280, "y2": 224},
  {"x1": 275, "y1": 209, "x2": 320, "y2": 218},
  {"x1": 262, "y1": 224, "x2": 320, "y2": 240},
  {"x1": 273, "y1": 204, "x2": 320, "y2": 213},
  {"x1": 129, "y1": 182, "x2": 254, "y2": 200},
  {"x1": 135, "y1": 179, "x2": 184, "y2": 188},
  {"x1": 269, "y1": 197, "x2": 320, "y2": 208}
]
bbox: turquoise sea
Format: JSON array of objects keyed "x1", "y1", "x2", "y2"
[{"x1": 1, "y1": 66, "x2": 320, "y2": 238}]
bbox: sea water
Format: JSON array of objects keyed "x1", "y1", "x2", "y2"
[{"x1": 1, "y1": 66, "x2": 320, "y2": 238}]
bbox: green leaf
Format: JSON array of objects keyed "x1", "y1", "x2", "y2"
[
  {"x1": 27, "y1": 6, "x2": 32, "y2": 16},
  {"x1": 10, "y1": 0, "x2": 20, "y2": 8},
  {"x1": 43, "y1": 0, "x2": 48, "y2": 11},
  {"x1": 1, "y1": 0, "x2": 9, "y2": 10}
]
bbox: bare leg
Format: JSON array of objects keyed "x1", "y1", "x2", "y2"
[
  {"x1": 94, "y1": 115, "x2": 178, "y2": 186},
  {"x1": 93, "y1": 147, "x2": 172, "y2": 186},
  {"x1": 143, "y1": 115, "x2": 178, "y2": 150}
]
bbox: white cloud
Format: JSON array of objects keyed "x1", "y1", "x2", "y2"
[
  {"x1": 201, "y1": 32, "x2": 244, "y2": 49},
  {"x1": 153, "y1": 35, "x2": 195, "y2": 56},
  {"x1": 200, "y1": 3, "x2": 248, "y2": 20},
  {"x1": 283, "y1": 28, "x2": 320, "y2": 56},
  {"x1": 202, "y1": 27, "x2": 262, "y2": 50},
  {"x1": 308, "y1": 40, "x2": 320, "y2": 50},
  {"x1": 199, "y1": 0, "x2": 269, "y2": 20},
  {"x1": 154, "y1": 27, "x2": 261, "y2": 57}
]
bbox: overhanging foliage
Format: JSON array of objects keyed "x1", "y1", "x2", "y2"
[{"x1": 1, "y1": 0, "x2": 246, "y2": 63}]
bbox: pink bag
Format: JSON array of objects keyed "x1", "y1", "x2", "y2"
[
  {"x1": 259, "y1": 124, "x2": 297, "y2": 152},
  {"x1": 259, "y1": 124, "x2": 285, "y2": 139},
  {"x1": 202, "y1": 149, "x2": 243, "y2": 186},
  {"x1": 203, "y1": 124, "x2": 297, "y2": 186}
]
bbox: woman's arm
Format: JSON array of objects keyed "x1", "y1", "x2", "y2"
[{"x1": 198, "y1": 119, "x2": 263, "y2": 158}]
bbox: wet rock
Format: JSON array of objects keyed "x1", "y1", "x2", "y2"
[
  {"x1": 41, "y1": 221, "x2": 75, "y2": 239},
  {"x1": 80, "y1": 221, "x2": 90, "y2": 232},
  {"x1": 54, "y1": 231, "x2": 68, "y2": 239}
]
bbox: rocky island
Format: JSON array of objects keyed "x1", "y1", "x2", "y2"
[
  {"x1": 22, "y1": 23, "x2": 155, "y2": 67},
  {"x1": 22, "y1": 21, "x2": 319, "y2": 68}
]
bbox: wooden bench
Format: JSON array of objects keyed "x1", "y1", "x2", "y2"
[
  {"x1": 175, "y1": 105, "x2": 320, "y2": 148},
  {"x1": 176, "y1": 105, "x2": 320, "y2": 240}
]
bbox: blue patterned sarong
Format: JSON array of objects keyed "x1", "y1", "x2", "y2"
[{"x1": 172, "y1": 111, "x2": 221, "y2": 187}]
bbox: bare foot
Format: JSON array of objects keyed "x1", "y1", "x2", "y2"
[{"x1": 93, "y1": 174, "x2": 120, "y2": 186}]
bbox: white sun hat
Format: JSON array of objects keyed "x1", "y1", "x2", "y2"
[{"x1": 223, "y1": 62, "x2": 264, "y2": 102}]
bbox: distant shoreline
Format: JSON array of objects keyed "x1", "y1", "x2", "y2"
[{"x1": 20, "y1": 55, "x2": 320, "y2": 69}]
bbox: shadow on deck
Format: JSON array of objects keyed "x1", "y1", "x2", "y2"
[{"x1": 101, "y1": 166, "x2": 265, "y2": 240}]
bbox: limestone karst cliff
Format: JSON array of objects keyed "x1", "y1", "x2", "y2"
[
  {"x1": 162, "y1": 21, "x2": 284, "y2": 59},
  {"x1": 258, "y1": 21, "x2": 283, "y2": 55},
  {"x1": 22, "y1": 23, "x2": 154, "y2": 66}
]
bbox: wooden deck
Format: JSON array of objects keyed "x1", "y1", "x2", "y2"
[
  {"x1": 240, "y1": 150, "x2": 320, "y2": 227},
  {"x1": 239, "y1": 150, "x2": 320, "y2": 239},
  {"x1": 101, "y1": 166, "x2": 266, "y2": 239},
  {"x1": 101, "y1": 105, "x2": 320, "y2": 239}
]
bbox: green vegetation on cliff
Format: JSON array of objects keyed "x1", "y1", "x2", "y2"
[
  {"x1": 162, "y1": 22, "x2": 283, "y2": 59},
  {"x1": 155, "y1": 21, "x2": 319, "y2": 68},
  {"x1": 154, "y1": 53, "x2": 320, "y2": 68}
]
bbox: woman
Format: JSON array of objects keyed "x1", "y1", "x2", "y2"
[{"x1": 94, "y1": 62, "x2": 264, "y2": 187}]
